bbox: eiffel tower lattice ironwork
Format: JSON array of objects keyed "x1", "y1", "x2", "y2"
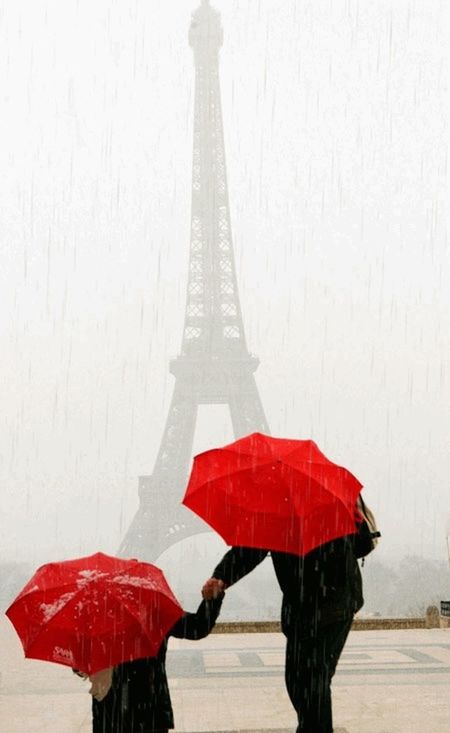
[{"x1": 119, "y1": 0, "x2": 269, "y2": 560}]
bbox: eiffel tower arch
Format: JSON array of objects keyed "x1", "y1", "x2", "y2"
[{"x1": 119, "y1": 0, "x2": 269, "y2": 561}]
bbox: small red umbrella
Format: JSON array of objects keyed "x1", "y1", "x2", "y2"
[
  {"x1": 5, "y1": 552, "x2": 184, "y2": 675},
  {"x1": 182, "y1": 432, "x2": 362, "y2": 556}
]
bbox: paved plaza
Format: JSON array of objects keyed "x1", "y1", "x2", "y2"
[{"x1": 0, "y1": 616, "x2": 449, "y2": 732}]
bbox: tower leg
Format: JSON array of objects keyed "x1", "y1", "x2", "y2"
[
  {"x1": 119, "y1": 383, "x2": 209, "y2": 559},
  {"x1": 229, "y1": 375, "x2": 270, "y2": 438}
]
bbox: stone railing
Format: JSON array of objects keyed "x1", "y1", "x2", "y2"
[{"x1": 213, "y1": 605, "x2": 449, "y2": 633}]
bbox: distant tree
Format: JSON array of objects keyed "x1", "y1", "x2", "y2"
[
  {"x1": 393, "y1": 555, "x2": 450, "y2": 616},
  {"x1": 360, "y1": 555, "x2": 450, "y2": 617},
  {"x1": 359, "y1": 559, "x2": 399, "y2": 617}
]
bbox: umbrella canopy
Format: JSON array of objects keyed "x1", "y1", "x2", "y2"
[
  {"x1": 182, "y1": 432, "x2": 363, "y2": 556},
  {"x1": 5, "y1": 552, "x2": 184, "y2": 675}
]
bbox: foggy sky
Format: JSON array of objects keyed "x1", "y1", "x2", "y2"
[{"x1": 0, "y1": 0, "x2": 448, "y2": 576}]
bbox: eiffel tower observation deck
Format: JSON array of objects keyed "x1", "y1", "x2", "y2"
[{"x1": 120, "y1": 0, "x2": 269, "y2": 560}]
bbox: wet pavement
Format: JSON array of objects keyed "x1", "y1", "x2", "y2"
[{"x1": 1, "y1": 616, "x2": 449, "y2": 732}]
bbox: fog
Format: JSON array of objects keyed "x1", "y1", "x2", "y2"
[{"x1": 0, "y1": 0, "x2": 448, "y2": 615}]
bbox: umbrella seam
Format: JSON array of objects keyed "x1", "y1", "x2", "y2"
[
  {"x1": 22, "y1": 584, "x2": 88, "y2": 654},
  {"x1": 186, "y1": 458, "x2": 283, "y2": 492},
  {"x1": 112, "y1": 593, "x2": 183, "y2": 655}
]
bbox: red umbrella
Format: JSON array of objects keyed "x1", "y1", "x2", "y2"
[
  {"x1": 5, "y1": 552, "x2": 184, "y2": 675},
  {"x1": 182, "y1": 432, "x2": 362, "y2": 556}
]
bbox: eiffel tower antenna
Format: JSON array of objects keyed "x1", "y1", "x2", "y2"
[{"x1": 119, "y1": 0, "x2": 269, "y2": 560}]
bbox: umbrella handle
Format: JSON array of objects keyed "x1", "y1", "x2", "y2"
[{"x1": 72, "y1": 669, "x2": 88, "y2": 680}]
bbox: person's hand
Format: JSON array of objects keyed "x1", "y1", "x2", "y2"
[
  {"x1": 202, "y1": 577, "x2": 225, "y2": 599},
  {"x1": 88, "y1": 667, "x2": 113, "y2": 702}
]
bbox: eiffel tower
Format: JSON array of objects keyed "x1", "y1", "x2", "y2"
[{"x1": 119, "y1": 0, "x2": 269, "y2": 560}]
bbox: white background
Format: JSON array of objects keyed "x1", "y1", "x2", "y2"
[{"x1": 0, "y1": 1, "x2": 448, "y2": 579}]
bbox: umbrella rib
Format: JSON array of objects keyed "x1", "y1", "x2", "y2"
[
  {"x1": 196, "y1": 445, "x2": 272, "y2": 463},
  {"x1": 114, "y1": 593, "x2": 181, "y2": 652},
  {"x1": 286, "y1": 471, "x2": 358, "y2": 517},
  {"x1": 329, "y1": 489, "x2": 359, "y2": 524},
  {"x1": 13, "y1": 573, "x2": 85, "y2": 605},
  {"x1": 189, "y1": 458, "x2": 280, "y2": 489},
  {"x1": 23, "y1": 584, "x2": 87, "y2": 652}
]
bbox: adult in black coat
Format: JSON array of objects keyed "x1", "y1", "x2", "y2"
[
  {"x1": 203, "y1": 532, "x2": 370, "y2": 733},
  {"x1": 89, "y1": 595, "x2": 223, "y2": 733}
]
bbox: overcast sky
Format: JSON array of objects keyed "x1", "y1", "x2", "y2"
[{"x1": 0, "y1": 0, "x2": 448, "y2": 583}]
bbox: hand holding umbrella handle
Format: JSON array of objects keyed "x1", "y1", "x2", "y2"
[
  {"x1": 202, "y1": 578, "x2": 226, "y2": 599},
  {"x1": 88, "y1": 667, "x2": 113, "y2": 702}
]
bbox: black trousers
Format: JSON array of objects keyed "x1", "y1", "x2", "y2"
[
  {"x1": 284, "y1": 616, "x2": 353, "y2": 733},
  {"x1": 93, "y1": 693, "x2": 170, "y2": 733}
]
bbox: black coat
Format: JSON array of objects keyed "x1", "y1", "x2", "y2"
[
  {"x1": 213, "y1": 536, "x2": 365, "y2": 636},
  {"x1": 92, "y1": 596, "x2": 223, "y2": 733}
]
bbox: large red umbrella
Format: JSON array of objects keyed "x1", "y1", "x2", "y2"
[
  {"x1": 182, "y1": 432, "x2": 362, "y2": 556},
  {"x1": 5, "y1": 552, "x2": 184, "y2": 675}
]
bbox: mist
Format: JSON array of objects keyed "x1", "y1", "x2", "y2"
[{"x1": 0, "y1": 1, "x2": 448, "y2": 617}]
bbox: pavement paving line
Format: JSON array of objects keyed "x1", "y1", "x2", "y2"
[
  {"x1": 178, "y1": 642, "x2": 450, "y2": 653},
  {"x1": 176, "y1": 665, "x2": 450, "y2": 678},
  {"x1": 169, "y1": 730, "x2": 349, "y2": 733},
  {"x1": 398, "y1": 648, "x2": 448, "y2": 663}
]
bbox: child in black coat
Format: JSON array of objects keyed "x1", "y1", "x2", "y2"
[{"x1": 75, "y1": 594, "x2": 223, "y2": 733}]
